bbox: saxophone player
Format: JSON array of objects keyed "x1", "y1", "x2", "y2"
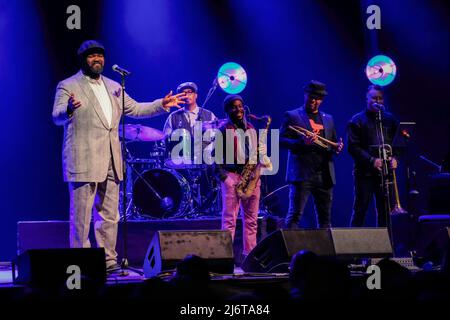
[
  {"x1": 280, "y1": 80, "x2": 343, "y2": 229},
  {"x1": 215, "y1": 94, "x2": 272, "y2": 259}
]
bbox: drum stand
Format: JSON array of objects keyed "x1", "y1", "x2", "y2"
[
  {"x1": 187, "y1": 169, "x2": 221, "y2": 217},
  {"x1": 191, "y1": 171, "x2": 203, "y2": 212},
  {"x1": 121, "y1": 155, "x2": 152, "y2": 220},
  {"x1": 171, "y1": 168, "x2": 219, "y2": 218}
]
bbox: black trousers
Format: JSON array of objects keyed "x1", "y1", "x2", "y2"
[
  {"x1": 285, "y1": 175, "x2": 333, "y2": 229},
  {"x1": 350, "y1": 175, "x2": 391, "y2": 227}
]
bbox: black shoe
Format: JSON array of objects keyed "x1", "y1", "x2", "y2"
[{"x1": 106, "y1": 263, "x2": 121, "y2": 274}]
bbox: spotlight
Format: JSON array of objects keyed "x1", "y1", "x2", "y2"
[
  {"x1": 217, "y1": 62, "x2": 247, "y2": 94},
  {"x1": 365, "y1": 55, "x2": 397, "y2": 86}
]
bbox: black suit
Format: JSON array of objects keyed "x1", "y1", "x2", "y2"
[
  {"x1": 347, "y1": 109, "x2": 399, "y2": 227},
  {"x1": 280, "y1": 107, "x2": 338, "y2": 228}
]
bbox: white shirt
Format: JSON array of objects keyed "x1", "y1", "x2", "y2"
[{"x1": 86, "y1": 75, "x2": 113, "y2": 127}]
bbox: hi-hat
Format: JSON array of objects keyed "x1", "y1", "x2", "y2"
[
  {"x1": 217, "y1": 62, "x2": 247, "y2": 94},
  {"x1": 119, "y1": 124, "x2": 164, "y2": 141},
  {"x1": 365, "y1": 55, "x2": 397, "y2": 86}
]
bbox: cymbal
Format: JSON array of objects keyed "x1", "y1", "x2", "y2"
[
  {"x1": 201, "y1": 118, "x2": 228, "y2": 130},
  {"x1": 217, "y1": 62, "x2": 247, "y2": 94},
  {"x1": 119, "y1": 124, "x2": 164, "y2": 142}
]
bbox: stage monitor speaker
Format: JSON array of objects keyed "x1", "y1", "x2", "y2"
[
  {"x1": 12, "y1": 248, "x2": 106, "y2": 289},
  {"x1": 143, "y1": 230, "x2": 234, "y2": 278},
  {"x1": 422, "y1": 227, "x2": 450, "y2": 266},
  {"x1": 242, "y1": 228, "x2": 392, "y2": 273},
  {"x1": 241, "y1": 229, "x2": 333, "y2": 273},
  {"x1": 330, "y1": 228, "x2": 393, "y2": 258}
]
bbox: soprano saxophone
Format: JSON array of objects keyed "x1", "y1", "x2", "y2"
[{"x1": 236, "y1": 115, "x2": 272, "y2": 200}]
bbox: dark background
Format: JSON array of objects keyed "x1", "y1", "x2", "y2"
[{"x1": 0, "y1": 0, "x2": 448, "y2": 261}]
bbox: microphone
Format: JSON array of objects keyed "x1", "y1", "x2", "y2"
[
  {"x1": 373, "y1": 103, "x2": 385, "y2": 111},
  {"x1": 112, "y1": 64, "x2": 131, "y2": 76}
]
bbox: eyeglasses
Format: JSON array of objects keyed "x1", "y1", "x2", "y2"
[{"x1": 183, "y1": 90, "x2": 195, "y2": 95}]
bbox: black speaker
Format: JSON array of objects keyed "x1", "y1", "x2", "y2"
[
  {"x1": 242, "y1": 228, "x2": 393, "y2": 273},
  {"x1": 12, "y1": 248, "x2": 106, "y2": 289},
  {"x1": 143, "y1": 230, "x2": 234, "y2": 278},
  {"x1": 330, "y1": 228, "x2": 393, "y2": 258},
  {"x1": 428, "y1": 174, "x2": 450, "y2": 213},
  {"x1": 422, "y1": 227, "x2": 450, "y2": 266}
]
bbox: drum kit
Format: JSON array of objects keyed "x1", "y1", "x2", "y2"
[
  {"x1": 119, "y1": 123, "x2": 222, "y2": 220},
  {"x1": 118, "y1": 61, "x2": 250, "y2": 220}
]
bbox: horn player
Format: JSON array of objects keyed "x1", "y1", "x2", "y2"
[
  {"x1": 280, "y1": 80, "x2": 343, "y2": 229},
  {"x1": 347, "y1": 84, "x2": 400, "y2": 227}
]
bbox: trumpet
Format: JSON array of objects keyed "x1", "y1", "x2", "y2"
[{"x1": 288, "y1": 125, "x2": 339, "y2": 150}]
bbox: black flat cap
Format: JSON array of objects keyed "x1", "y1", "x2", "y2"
[{"x1": 77, "y1": 40, "x2": 105, "y2": 57}]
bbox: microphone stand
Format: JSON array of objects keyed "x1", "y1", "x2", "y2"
[
  {"x1": 375, "y1": 108, "x2": 393, "y2": 243},
  {"x1": 201, "y1": 78, "x2": 218, "y2": 109},
  {"x1": 118, "y1": 71, "x2": 143, "y2": 276}
]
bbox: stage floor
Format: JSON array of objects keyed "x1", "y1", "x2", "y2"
[
  {"x1": 0, "y1": 261, "x2": 292, "y2": 305},
  {"x1": 0, "y1": 263, "x2": 291, "y2": 286}
]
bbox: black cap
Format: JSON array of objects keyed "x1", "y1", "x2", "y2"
[
  {"x1": 77, "y1": 40, "x2": 105, "y2": 57},
  {"x1": 177, "y1": 82, "x2": 198, "y2": 93},
  {"x1": 303, "y1": 80, "x2": 328, "y2": 96},
  {"x1": 223, "y1": 94, "x2": 244, "y2": 111}
]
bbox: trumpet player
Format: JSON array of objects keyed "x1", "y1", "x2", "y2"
[
  {"x1": 280, "y1": 80, "x2": 343, "y2": 229},
  {"x1": 347, "y1": 85, "x2": 399, "y2": 227}
]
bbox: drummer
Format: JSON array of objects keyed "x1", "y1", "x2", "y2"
[{"x1": 163, "y1": 82, "x2": 217, "y2": 164}]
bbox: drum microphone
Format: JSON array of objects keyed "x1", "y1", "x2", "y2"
[
  {"x1": 160, "y1": 197, "x2": 174, "y2": 212},
  {"x1": 112, "y1": 64, "x2": 131, "y2": 76}
]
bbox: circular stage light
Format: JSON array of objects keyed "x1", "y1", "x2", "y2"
[
  {"x1": 217, "y1": 62, "x2": 247, "y2": 94},
  {"x1": 365, "y1": 55, "x2": 397, "y2": 86}
]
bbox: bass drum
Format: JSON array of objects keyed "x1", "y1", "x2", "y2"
[{"x1": 132, "y1": 168, "x2": 191, "y2": 219}]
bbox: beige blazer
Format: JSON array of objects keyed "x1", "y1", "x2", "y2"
[{"x1": 52, "y1": 70, "x2": 168, "y2": 182}]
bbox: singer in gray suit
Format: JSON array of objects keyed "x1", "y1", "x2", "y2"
[{"x1": 52, "y1": 40, "x2": 186, "y2": 272}]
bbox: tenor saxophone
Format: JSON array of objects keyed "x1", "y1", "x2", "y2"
[{"x1": 236, "y1": 115, "x2": 272, "y2": 200}]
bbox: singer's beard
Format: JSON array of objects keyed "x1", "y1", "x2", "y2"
[{"x1": 82, "y1": 63, "x2": 103, "y2": 79}]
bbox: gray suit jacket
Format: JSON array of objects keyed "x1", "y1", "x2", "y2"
[{"x1": 52, "y1": 70, "x2": 168, "y2": 182}]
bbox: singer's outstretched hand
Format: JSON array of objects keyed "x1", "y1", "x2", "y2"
[{"x1": 162, "y1": 91, "x2": 187, "y2": 110}]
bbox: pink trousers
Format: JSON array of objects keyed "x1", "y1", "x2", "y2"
[{"x1": 221, "y1": 172, "x2": 261, "y2": 256}]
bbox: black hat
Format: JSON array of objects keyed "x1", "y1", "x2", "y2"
[
  {"x1": 177, "y1": 82, "x2": 198, "y2": 93},
  {"x1": 77, "y1": 40, "x2": 105, "y2": 57},
  {"x1": 223, "y1": 94, "x2": 244, "y2": 111},
  {"x1": 303, "y1": 80, "x2": 328, "y2": 96}
]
